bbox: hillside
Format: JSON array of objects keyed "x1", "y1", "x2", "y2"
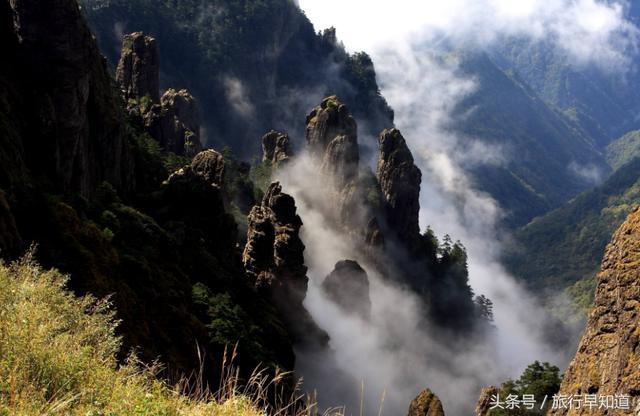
[
  {"x1": 80, "y1": 0, "x2": 394, "y2": 157},
  {"x1": 450, "y1": 51, "x2": 608, "y2": 227},
  {"x1": 606, "y1": 129, "x2": 640, "y2": 170},
  {"x1": 505, "y1": 157, "x2": 640, "y2": 312},
  {"x1": 491, "y1": 36, "x2": 640, "y2": 145}
]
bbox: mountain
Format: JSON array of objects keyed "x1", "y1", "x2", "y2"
[
  {"x1": 0, "y1": 0, "x2": 307, "y2": 384},
  {"x1": 491, "y1": 35, "x2": 640, "y2": 145},
  {"x1": 1, "y1": 0, "x2": 490, "y2": 409},
  {"x1": 505, "y1": 156, "x2": 640, "y2": 313},
  {"x1": 448, "y1": 51, "x2": 608, "y2": 227},
  {"x1": 80, "y1": 0, "x2": 394, "y2": 158},
  {"x1": 80, "y1": 0, "x2": 620, "y2": 229},
  {"x1": 606, "y1": 129, "x2": 640, "y2": 170},
  {"x1": 548, "y1": 207, "x2": 640, "y2": 415}
]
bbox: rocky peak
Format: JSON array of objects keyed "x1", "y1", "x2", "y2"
[
  {"x1": 377, "y1": 128, "x2": 423, "y2": 250},
  {"x1": 407, "y1": 389, "x2": 445, "y2": 416},
  {"x1": 262, "y1": 130, "x2": 292, "y2": 168},
  {"x1": 548, "y1": 207, "x2": 640, "y2": 415},
  {"x1": 243, "y1": 182, "x2": 305, "y2": 293},
  {"x1": 116, "y1": 32, "x2": 160, "y2": 102},
  {"x1": 305, "y1": 95, "x2": 359, "y2": 188},
  {"x1": 322, "y1": 260, "x2": 371, "y2": 319},
  {"x1": 191, "y1": 149, "x2": 225, "y2": 187},
  {"x1": 475, "y1": 386, "x2": 498, "y2": 416},
  {"x1": 243, "y1": 182, "x2": 327, "y2": 344},
  {"x1": 8, "y1": 0, "x2": 134, "y2": 197},
  {"x1": 143, "y1": 88, "x2": 202, "y2": 156}
]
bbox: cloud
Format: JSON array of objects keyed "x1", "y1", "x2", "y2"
[
  {"x1": 223, "y1": 76, "x2": 255, "y2": 118},
  {"x1": 297, "y1": 0, "x2": 639, "y2": 70},
  {"x1": 568, "y1": 161, "x2": 606, "y2": 185}
]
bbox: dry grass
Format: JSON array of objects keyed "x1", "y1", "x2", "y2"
[{"x1": 0, "y1": 251, "x2": 344, "y2": 416}]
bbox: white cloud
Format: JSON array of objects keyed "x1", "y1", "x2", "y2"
[
  {"x1": 223, "y1": 76, "x2": 255, "y2": 118},
  {"x1": 298, "y1": 0, "x2": 639, "y2": 69}
]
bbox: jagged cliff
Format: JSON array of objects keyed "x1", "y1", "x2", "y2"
[
  {"x1": 3, "y1": 0, "x2": 134, "y2": 198},
  {"x1": 116, "y1": 32, "x2": 202, "y2": 156},
  {"x1": 377, "y1": 128, "x2": 423, "y2": 253},
  {"x1": 305, "y1": 96, "x2": 363, "y2": 230},
  {"x1": 299, "y1": 95, "x2": 482, "y2": 331},
  {"x1": 549, "y1": 207, "x2": 640, "y2": 415},
  {"x1": 0, "y1": 0, "x2": 327, "y2": 390},
  {"x1": 116, "y1": 32, "x2": 160, "y2": 102},
  {"x1": 262, "y1": 130, "x2": 292, "y2": 168},
  {"x1": 243, "y1": 182, "x2": 328, "y2": 345}
]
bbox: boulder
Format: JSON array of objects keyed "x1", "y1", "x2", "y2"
[
  {"x1": 408, "y1": 389, "x2": 445, "y2": 416},
  {"x1": 322, "y1": 260, "x2": 371, "y2": 319},
  {"x1": 191, "y1": 149, "x2": 225, "y2": 187}
]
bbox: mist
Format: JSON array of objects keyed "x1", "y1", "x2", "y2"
[{"x1": 270, "y1": 1, "x2": 640, "y2": 415}]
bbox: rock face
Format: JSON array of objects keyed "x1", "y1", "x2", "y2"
[
  {"x1": 143, "y1": 89, "x2": 202, "y2": 157},
  {"x1": 116, "y1": 32, "x2": 160, "y2": 102},
  {"x1": 262, "y1": 130, "x2": 292, "y2": 168},
  {"x1": 243, "y1": 182, "x2": 327, "y2": 344},
  {"x1": 0, "y1": 190, "x2": 22, "y2": 255},
  {"x1": 305, "y1": 96, "x2": 363, "y2": 230},
  {"x1": 407, "y1": 389, "x2": 445, "y2": 416},
  {"x1": 548, "y1": 207, "x2": 640, "y2": 415},
  {"x1": 306, "y1": 96, "x2": 359, "y2": 189},
  {"x1": 191, "y1": 149, "x2": 225, "y2": 187},
  {"x1": 243, "y1": 182, "x2": 307, "y2": 297},
  {"x1": 8, "y1": 0, "x2": 134, "y2": 197},
  {"x1": 475, "y1": 386, "x2": 498, "y2": 416},
  {"x1": 377, "y1": 128, "x2": 422, "y2": 251},
  {"x1": 116, "y1": 32, "x2": 202, "y2": 156},
  {"x1": 322, "y1": 260, "x2": 371, "y2": 319},
  {"x1": 160, "y1": 157, "x2": 237, "y2": 255}
]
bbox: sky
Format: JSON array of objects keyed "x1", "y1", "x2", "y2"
[{"x1": 297, "y1": 0, "x2": 638, "y2": 69}]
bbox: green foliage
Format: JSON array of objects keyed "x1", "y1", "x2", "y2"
[
  {"x1": 250, "y1": 158, "x2": 272, "y2": 200},
  {"x1": 193, "y1": 285, "x2": 264, "y2": 362},
  {"x1": 133, "y1": 130, "x2": 191, "y2": 173},
  {"x1": 359, "y1": 167, "x2": 382, "y2": 210},
  {"x1": 452, "y1": 50, "x2": 608, "y2": 228},
  {"x1": 475, "y1": 294, "x2": 494, "y2": 323},
  {"x1": 506, "y1": 157, "x2": 640, "y2": 315},
  {"x1": 492, "y1": 36, "x2": 640, "y2": 144},
  {"x1": 491, "y1": 361, "x2": 561, "y2": 415},
  {"x1": 606, "y1": 130, "x2": 640, "y2": 171}
]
